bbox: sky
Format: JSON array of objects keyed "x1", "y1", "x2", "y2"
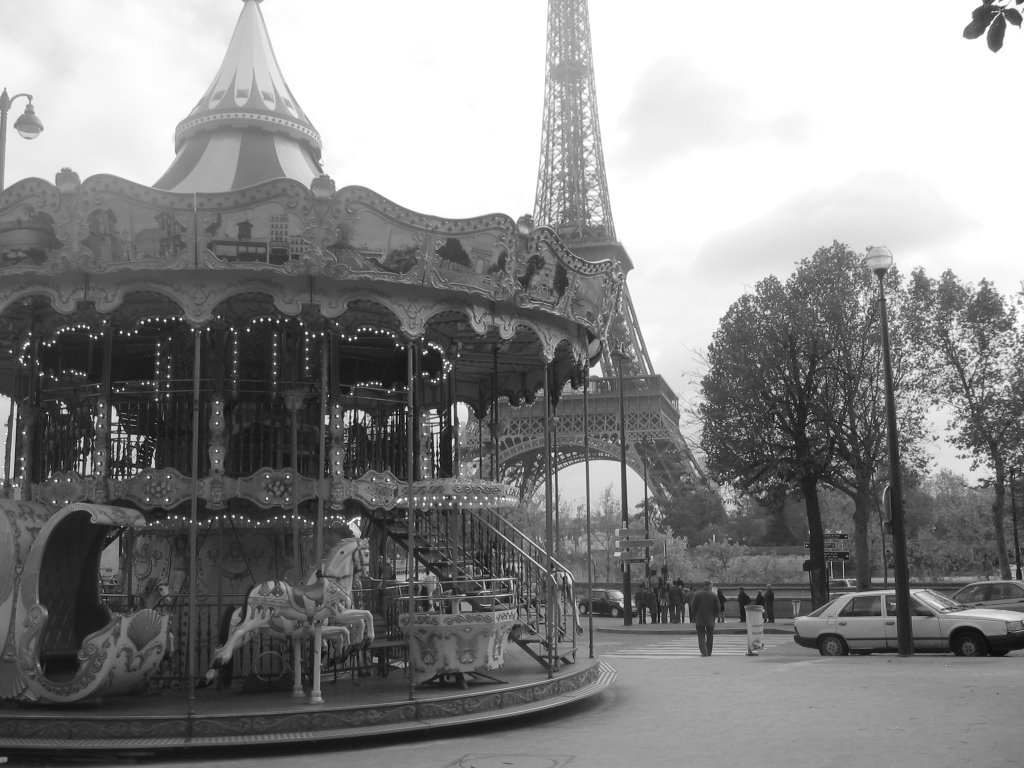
[{"x1": 2, "y1": 1, "x2": 1021, "y2": 501}]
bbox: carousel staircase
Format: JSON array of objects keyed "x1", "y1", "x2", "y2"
[{"x1": 370, "y1": 507, "x2": 578, "y2": 671}]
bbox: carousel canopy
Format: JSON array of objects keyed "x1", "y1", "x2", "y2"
[{"x1": 153, "y1": 0, "x2": 323, "y2": 193}]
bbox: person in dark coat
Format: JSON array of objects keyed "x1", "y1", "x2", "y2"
[
  {"x1": 635, "y1": 585, "x2": 648, "y2": 624},
  {"x1": 667, "y1": 580, "x2": 685, "y2": 623},
  {"x1": 691, "y1": 580, "x2": 721, "y2": 656},
  {"x1": 764, "y1": 584, "x2": 776, "y2": 623},
  {"x1": 716, "y1": 588, "x2": 727, "y2": 623},
  {"x1": 737, "y1": 586, "x2": 751, "y2": 622},
  {"x1": 644, "y1": 584, "x2": 661, "y2": 624}
]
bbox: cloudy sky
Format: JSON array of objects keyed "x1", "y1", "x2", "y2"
[{"x1": 3, "y1": 1, "x2": 1020, "y2": 494}]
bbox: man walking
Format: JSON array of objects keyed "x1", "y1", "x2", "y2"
[
  {"x1": 764, "y1": 584, "x2": 776, "y2": 623},
  {"x1": 691, "y1": 580, "x2": 720, "y2": 657}
]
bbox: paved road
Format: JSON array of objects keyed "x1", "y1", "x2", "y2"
[{"x1": 45, "y1": 622, "x2": 1021, "y2": 768}]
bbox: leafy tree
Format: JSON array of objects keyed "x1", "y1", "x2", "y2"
[
  {"x1": 964, "y1": 1, "x2": 1024, "y2": 52},
  {"x1": 700, "y1": 272, "x2": 836, "y2": 606},
  {"x1": 658, "y1": 486, "x2": 728, "y2": 543},
  {"x1": 906, "y1": 270, "x2": 1024, "y2": 578},
  {"x1": 691, "y1": 540, "x2": 749, "y2": 583},
  {"x1": 805, "y1": 245, "x2": 929, "y2": 590},
  {"x1": 699, "y1": 243, "x2": 930, "y2": 604}
]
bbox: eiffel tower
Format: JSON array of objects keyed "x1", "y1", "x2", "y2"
[{"x1": 495, "y1": 0, "x2": 705, "y2": 508}]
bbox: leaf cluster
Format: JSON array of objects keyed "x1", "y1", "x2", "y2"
[{"x1": 964, "y1": 1, "x2": 1024, "y2": 51}]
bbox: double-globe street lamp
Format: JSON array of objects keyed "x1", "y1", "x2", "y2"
[
  {"x1": 1, "y1": 88, "x2": 44, "y2": 191},
  {"x1": 865, "y1": 245, "x2": 913, "y2": 657}
]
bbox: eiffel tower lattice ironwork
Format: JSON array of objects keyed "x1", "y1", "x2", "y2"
[{"x1": 496, "y1": 0, "x2": 705, "y2": 507}]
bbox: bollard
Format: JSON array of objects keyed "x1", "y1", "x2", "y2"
[{"x1": 745, "y1": 605, "x2": 765, "y2": 655}]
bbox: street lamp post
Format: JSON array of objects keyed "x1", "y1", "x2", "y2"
[
  {"x1": 613, "y1": 342, "x2": 633, "y2": 626},
  {"x1": 1010, "y1": 468, "x2": 1021, "y2": 580},
  {"x1": 1, "y1": 88, "x2": 45, "y2": 190},
  {"x1": 865, "y1": 245, "x2": 913, "y2": 657}
]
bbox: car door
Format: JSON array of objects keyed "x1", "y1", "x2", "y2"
[
  {"x1": 835, "y1": 595, "x2": 886, "y2": 650},
  {"x1": 987, "y1": 582, "x2": 1024, "y2": 612},
  {"x1": 883, "y1": 594, "x2": 944, "y2": 650}
]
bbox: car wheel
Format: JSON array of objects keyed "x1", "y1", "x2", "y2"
[
  {"x1": 818, "y1": 635, "x2": 849, "y2": 656},
  {"x1": 578, "y1": 603, "x2": 589, "y2": 616},
  {"x1": 610, "y1": 607, "x2": 622, "y2": 618},
  {"x1": 952, "y1": 630, "x2": 987, "y2": 657}
]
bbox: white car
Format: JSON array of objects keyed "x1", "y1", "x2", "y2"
[{"x1": 793, "y1": 588, "x2": 1024, "y2": 657}]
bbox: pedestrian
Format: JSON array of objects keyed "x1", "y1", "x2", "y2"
[
  {"x1": 644, "y1": 583, "x2": 660, "y2": 624},
  {"x1": 668, "y1": 580, "x2": 684, "y2": 623},
  {"x1": 716, "y1": 587, "x2": 727, "y2": 622},
  {"x1": 737, "y1": 586, "x2": 751, "y2": 622},
  {"x1": 659, "y1": 577, "x2": 667, "y2": 626},
  {"x1": 691, "y1": 580, "x2": 720, "y2": 656},
  {"x1": 755, "y1": 590, "x2": 765, "y2": 617},
  {"x1": 636, "y1": 585, "x2": 648, "y2": 624},
  {"x1": 764, "y1": 583, "x2": 776, "y2": 623}
]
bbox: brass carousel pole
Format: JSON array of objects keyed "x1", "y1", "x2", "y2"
[
  {"x1": 582, "y1": 362, "x2": 594, "y2": 658},
  {"x1": 405, "y1": 340, "x2": 416, "y2": 702},
  {"x1": 187, "y1": 328, "x2": 202, "y2": 718},
  {"x1": 316, "y1": 340, "x2": 328, "y2": 566},
  {"x1": 542, "y1": 362, "x2": 555, "y2": 677}
]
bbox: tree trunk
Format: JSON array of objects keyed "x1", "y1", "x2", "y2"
[
  {"x1": 801, "y1": 474, "x2": 828, "y2": 607},
  {"x1": 853, "y1": 478, "x2": 873, "y2": 589},
  {"x1": 993, "y1": 457, "x2": 1010, "y2": 578}
]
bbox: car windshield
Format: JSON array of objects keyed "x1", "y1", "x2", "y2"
[
  {"x1": 805, "y1": 599, "x2": 838, "y2": 617},
  {"x1": 605, "y1": 590, "x2": 624, "y2": 600},
  {"x1": 915, "y1": 589, "x2": 964, "y2": 613}
]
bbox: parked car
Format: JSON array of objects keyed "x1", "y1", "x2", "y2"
[
  {"x1": 950, "y1": 580, "x2": 1024, "y2": 613},
  {"x1": 577, "y1": 588, "x2": 634, "y2": 618},
  {"x1": 829, "y1": 578, "x2": 858, "y2": 592},
  {"x1": 793, "y1": 588, "x2": 1024, "y2": 657}
]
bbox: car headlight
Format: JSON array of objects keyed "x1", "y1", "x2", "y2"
[{"x1": 1006, "y1": 620, "x2": 1024, "y2": 633}]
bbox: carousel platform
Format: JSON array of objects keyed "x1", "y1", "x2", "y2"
[{"x1": 0, "y1": 647, "x2": 615, "y2": 755}]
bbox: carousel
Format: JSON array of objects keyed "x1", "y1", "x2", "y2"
[{"x1": 0, "y1": 0, "x2": 617, "y2": 754}]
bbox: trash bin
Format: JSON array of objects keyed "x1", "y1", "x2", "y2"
[
  {"x1": 745, "y1": 605, "x2": 765, "y2": 655},
  {"x1": 791, "y1": 600, "x2": 801, "y2": 619}
]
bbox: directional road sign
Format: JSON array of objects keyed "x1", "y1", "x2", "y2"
[{"x1": 616, "y1": 538, "x2": 656, "y2": 549}]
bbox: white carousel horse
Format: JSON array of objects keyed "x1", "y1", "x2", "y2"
[
  {"x1": 550, "y1": 568, "x2": 583, "y2": 636},
  {"x1": 139, "y1": 577, "x2": 171, "y2": 611},
  {"x1": 198, "y1": 519, "x2": 375, "y2": 703}
]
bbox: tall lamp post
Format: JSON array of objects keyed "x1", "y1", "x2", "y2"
[
  {"x1": 865, "y1": 245, "x2": 913, "y2": 657},
  {"x1": 1, "y1": 88, "x2": 44, "y2": 190},
  {"x1": 612, "y1": 341, "x2": 633, "y2": 626}
]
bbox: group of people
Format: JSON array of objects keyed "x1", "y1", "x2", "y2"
[{"x1": 633, "y1": 581, "x2": 776, "y2": 625}]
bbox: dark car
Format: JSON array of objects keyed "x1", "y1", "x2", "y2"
[{"x1": 577, "y1": 588, "x2": 634, "y2": 618}]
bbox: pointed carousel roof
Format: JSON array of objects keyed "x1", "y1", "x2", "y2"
[{"x1": 153, "y1": 0, "x2": 323, "y2": 193}]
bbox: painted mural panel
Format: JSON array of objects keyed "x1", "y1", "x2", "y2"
[{"x1": 0, "y1": 179, "x2": 61, "y2": 271}]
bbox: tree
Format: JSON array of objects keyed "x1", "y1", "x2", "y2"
[
  {"x1": 803, "y1": 245, "x2": 928, "y2": 590},
  {"x1": 964, "y1": 1, "x2": 1024, "y2": 52},
  {"x1": 906, "y1": 270, "x2": 1024, "y2": 578},
  {"x1": 699, "y1": 243, "x2": 930, "y2": 604},
  {"x1": 700, "y1": 273, "x2": 836, "y2": 606},
  {"x1": 658, "y1": 486, "x2": 728, "y2": 543}
]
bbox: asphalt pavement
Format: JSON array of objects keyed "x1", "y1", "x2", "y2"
[{"x1": 49, "y1": 615, "x2": 1021, "y2": 768}]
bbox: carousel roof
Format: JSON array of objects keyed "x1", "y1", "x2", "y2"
[{"x1": 153, "y1": 0, "x2": 323, "y2": 193}]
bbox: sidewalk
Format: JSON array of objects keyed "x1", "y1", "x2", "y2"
[{"x1": 590, "y1": 616, "x2": 795, "y2": 634}]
